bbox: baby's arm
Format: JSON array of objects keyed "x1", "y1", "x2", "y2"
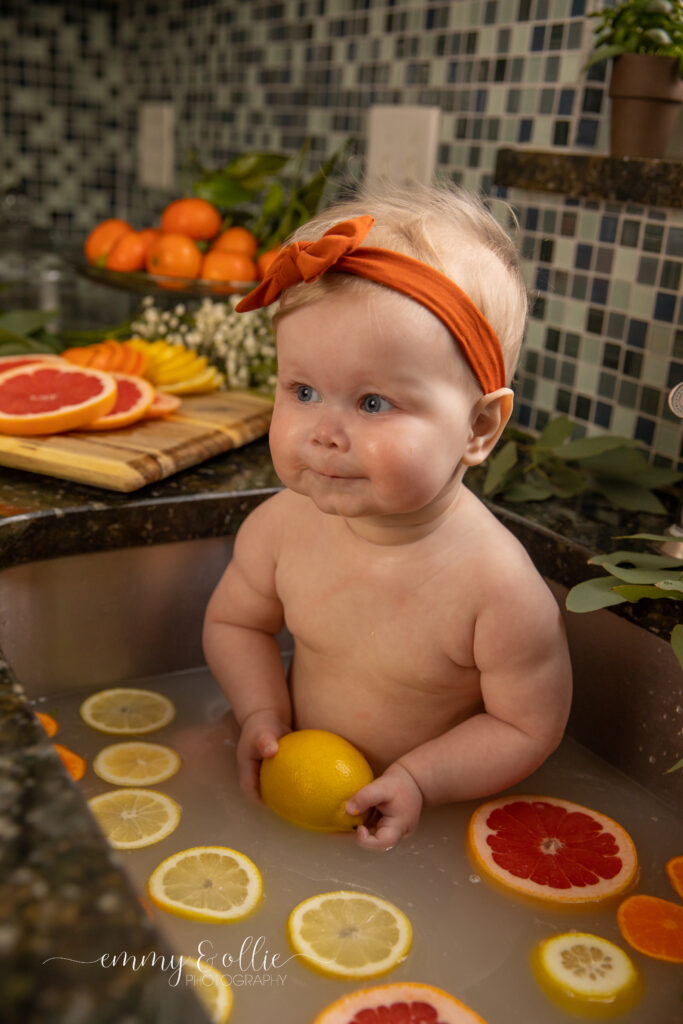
[
  {"x1": 350, "y1": 575, "x2": 573, "y2": 850},
  {"x1": 202, "y1": 497, "x2": 291, "y2": 799}
]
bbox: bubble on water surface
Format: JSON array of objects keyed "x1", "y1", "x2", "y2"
[{"x1": 469, "y1": 873, "x2": 481, "y2": 884}]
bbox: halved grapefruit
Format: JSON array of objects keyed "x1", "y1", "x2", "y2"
[
  {"x1": 312, "y1": 982, "x2": 488, "y2": 1024},
  {"x1": 0, "y1": 354, "x2": 65, "y2": 375},
  {"x1": 0, "y1": 363, "x2": 117, "y2": 435},
  {"x1": 468, "y1": 795, "x2": 638, "y2": 905},
  {"x1": 144, "y1": 392, "x2": 181, "y2": 419},
  {"x1": 79, "y1": 373, "x2": 155, "y2": 431}
]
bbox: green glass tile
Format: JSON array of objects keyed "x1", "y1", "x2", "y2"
[
  {"x1": 611, "y1": 407, "x2": 637, "y2": 437},
  {"x1": 577, "y1": 364, "x2": 599, "y2": 392},
  {"x1": 618, "y1": 380, "x2": 638, "y2": 407},
  {"x1": 654, "y1": 422, "x2": 682, "y2": 459},
  {"x1": 546, "y1": 297, "x2": 566, "y2": 323},
  {"x1": 642, "y1": 350, "x2": 670, "y2": 384},
  {"x1": 581, "y1": 336, "x2": 602, "y2": 364},
  {"x1": 631, "y1": 284, "x2": 655, "y2": 317},
  {"x1": 610, "y1": 280, "x2": 632, "y2": 310},
  {"x1": 612, "y1": 250, "x2": 639, "y2": 280}
]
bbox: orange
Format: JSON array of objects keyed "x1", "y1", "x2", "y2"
[
  {"x1": 35, "y1": 711, "x2": 58, "y2": 737},
  {"x1": 160, "y1": 197, "x2": 222, "y2": 240},
  {"x1": 617, "y1": 893, "x2": 683, "y2": 963},
  {"x1": 84, "y1": 218, "x2": 132, "y2": 265},
  {"x1": 256, "y1": 247, "x2": 281, "y2": 279},
  {"x1": 211, "y1": 225, "x2": 258, "y2": 257},
  {"x1": 54, "y1": 744, "x2": 87, "y2": 781},
  {"x1": 106, "y1": 231, "x2": 148, "y2": 272},
  {"x1": 666, "y1": 855, "x2": 683, "y2": 899},
  {"x1": 468, "y1": 795, "x2": 638, "y2": 906},
  {"x1": 200, "y1": 250, "x2": 257, "y2": 285},
  {"x1": 146, "y1": 233, "x2": 202, "y2": 279}
]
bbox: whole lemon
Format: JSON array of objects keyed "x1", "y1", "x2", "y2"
[{"x1": 259, "y1": 729, "x2": 374, "y2": 832}]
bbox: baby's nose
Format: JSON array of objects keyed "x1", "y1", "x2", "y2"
[{"x1": 311, "y1": 410, "x2": 349, "y2": 449}]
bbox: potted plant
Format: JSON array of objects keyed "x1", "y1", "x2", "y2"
[{"x1": 586, "y1": 0, "x2": 683, "y2": 158}]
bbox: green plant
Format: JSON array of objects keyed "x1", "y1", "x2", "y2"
[
  {"x1": 566, "y1": 533, "x2": 683, "y2": 770},
  {"x1": 481, "y1": 417, "x2": 681, "y2": 514},
  {"x1": 182, "y1": 139, "x2": 351, "y2": 252},
  {"x1": 586, "y1": 0, "x2": 683, "y2": 74}
]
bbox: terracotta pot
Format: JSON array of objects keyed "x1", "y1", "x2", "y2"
[{"x1": 608, "y1": 53, "x2": 683, "y2": 158}]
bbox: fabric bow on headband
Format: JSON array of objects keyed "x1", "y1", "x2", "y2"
[{"x1": 236, "y1": 214, "x2": 506, "y2": 394}]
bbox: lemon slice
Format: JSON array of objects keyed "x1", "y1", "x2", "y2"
[
  {"x1": 93, "y1": 741, "x2": 181, "y2": 786},
  {"x1": 181, "y1": 957, "x2": 233, "y2": 1024},
  {"x1": 147, "y1": 846, "x2": 263, "y2": 922},
  {"x1": 286, "y1": 890, "x2": 412, "y2": 980},
  {"x1": 532, "y1": 931, "x2": 642, "y2": 1016},
  {"x1": 87, "y1": 788, "x2": 181, "y2": 849},
  {"x1": 80, "y1": 688, "x2": 175, "y2": 735}
]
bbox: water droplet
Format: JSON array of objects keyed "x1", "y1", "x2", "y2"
[{"x1": 469, "y1": 873, "x2": 481, "y2": 884}]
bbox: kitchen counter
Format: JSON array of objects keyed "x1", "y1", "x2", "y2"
[{"x1": 0, "y1": 438, "x2": 680, "y2": 1023}]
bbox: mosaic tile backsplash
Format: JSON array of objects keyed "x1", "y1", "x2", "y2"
[{"x1": 1, "y1": 0, "x2": 682, "y2": 467}]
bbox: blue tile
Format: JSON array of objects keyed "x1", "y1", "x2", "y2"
[
  {"x1": 557, "y1": 88, "x2": 575, "y2": 114},
  {"x1": 525, "y1": 208, "x2": 539, "y2": 231},
  {"x1": 518, "y1": 118, "x2": 533, "y2": 142},
  {"x1": 571, "y1": 0, "x2": 586, "y2": 13},
  {"x1": 575, "y1": 243, "x2": 592, "y2": 269},
  {"x1": 627, "y1": 319, "x2": 648, "y2": 347},
  {"x1": 531, "y1": 25, "x2": 545, "y2": 50},
  {"x1": 634, "y1": 417, "x2": 655, "y2": 445},
  {"x1": 667, "y1": 361, "x2": 683, "y2": 387},
  {"x1": 591, "y1": 278, "x2": 609, "y2": 304},
  {"x1": 599, "y1": 216, "x2": 618, "y2": 243},
  {"x1": 575, "y1": 118, "x2": 598, "y2": 145},
  {"x1": 536, "y1": 267, "x2": 550, "y2": 291},
  {"x1": 553, "y1": 121, "x2": 569, "y2": 145},
  {"x1": 654, "y1": 292, "x2": 676, "y2": 322},
  {"x1": 594, "y1": 402, "x2": 612, "y2": 428}
]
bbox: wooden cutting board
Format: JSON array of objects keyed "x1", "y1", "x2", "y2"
[{"x1": 0, "y1": 390, "x2": 273, "y2": 492}]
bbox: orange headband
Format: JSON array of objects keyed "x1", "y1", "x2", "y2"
[{"x1": 236, "y1": 214, "x2": 506, "y2": 394}]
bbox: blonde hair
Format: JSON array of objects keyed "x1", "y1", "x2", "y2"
[{"x1": 277, "y1": 181, "x2": 528, "y2": 385}]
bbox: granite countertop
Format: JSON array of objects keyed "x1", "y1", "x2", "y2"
[{"x1": 0, "y1": 438, "x2": 680, "y2": 1023}]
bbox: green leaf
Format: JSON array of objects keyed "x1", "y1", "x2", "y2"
[
  {"x1": 502, "y1": 480, "x2": 554, "y2": 502},
  {"x1": 536, "y1": 417, "x2": 576, "y2": 449},
  {"x1": 577, "y1": 446, "x2": 681, "y2": 488},
  {"x1": 0, "y1": 309, "x2": 58, "y2": 335},
  {"x1": 588, "y1": 478, "x2": 667, "y2": 514},
  {"x1": 542, "y1": 461, "x2": 587, "y2": 497},
  {"x1": 655, "y1": 578, "x2": 683, "y2": 590},
  {"x1": 666, "y1": 757, "x2": 683, "y2": 774},
  {"x1": 221, "y1": 152, "x2": 290, "y2": 181},
  {"x1": 613, "y1": 584, "x2": 683, "y2": 601},
  {"x1": 616, "y1": 532, "x2": 679, "y2": 543},
  {"x1": 589, "y1": 550, "x2": 683, "y2": 570},
  {"x1": 599, "y1": 562, "x2": 682, "y2": 585},
  {"x1": 193, "y1": 174, "x2": 254, "y2": 208},
  {"x1": 670, "y1": 624, "x2": 683, "y2": 672},
  {"x1": 557, "y1": 435, "x2": 641, "y2": 460},
  {"x1": 483, "y1": 440, "x2": 518, "y2": 495},
  {"x1": 565, "y1": 575, "x2": 628, "y2": 613}
]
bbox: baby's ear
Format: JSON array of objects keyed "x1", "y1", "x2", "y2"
[{"x1": 461, "y1": 388, "x2": 514, "y2": 467}]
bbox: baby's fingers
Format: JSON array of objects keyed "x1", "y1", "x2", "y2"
[
  {"x1": 355, "y1": 821, "x2": 402, "y2": 852},
  {"x1": 345, "y1": 778, "x2": 388, "y2": 817}
]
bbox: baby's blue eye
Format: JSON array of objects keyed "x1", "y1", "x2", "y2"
[
  {"x1": 296, "y1": 385, "x2": 321, "y2": 403},
  {"x1": 360, "y1": 394, "x2": 392, "y2": 414}
]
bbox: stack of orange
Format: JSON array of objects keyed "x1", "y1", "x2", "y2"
[{"x1": 84, "y1": 198, "x2": 281, "y2": 287}]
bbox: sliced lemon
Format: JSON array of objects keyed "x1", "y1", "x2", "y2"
[
  {"x1": 93, "y1": 741, "x2": 181, "y2": 786},
  {"x1": 87, "y1": 788, "x2": 181, "y2": 849},
  {"x1": 181, "y1": 957, "x2": 233, "y2": 1024},
  {"x1": 286, "y1": 890, "x2": 412, "y2": 980},
  {"x1": 148, "y1": 846, "x2": 263, "y2": 922},
  {"x1": 80, "y1": 687, "x2": 175, "y2": 735},
  {"x1": 532, "y1": 931, "x2": 642, "y2": 1016}
]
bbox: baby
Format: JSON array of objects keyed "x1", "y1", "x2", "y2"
[{"x1": 202, "y1": 183, "x2": 572, "y2": 852}]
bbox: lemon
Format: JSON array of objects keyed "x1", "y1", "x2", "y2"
[
  {"x1": 93, "y1": 741, "x2": 181, "y2": 786},
  {"x1": 259, "y1": 729, "x2": 374, "y2": 831},
  {"x1": 87, "y1": 788, "x2": 181, "y2": 849},
  {"x1": 286, "y1": 890, "x2": 412, "y2": 980},
  {"x1": 80, "y1": 687, "x2": 175, "y2": 735},
  {"x1": 180, "y1": 957, "x2": 233, "y2": 1024},
  {"x1": 147, "y1": 846, "x2": 263, "y2": 922},
  {"x1": 532, "y1": 931, "x2": 642, "y2": 1016}
]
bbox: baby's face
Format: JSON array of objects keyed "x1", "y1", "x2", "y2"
[{"x1": 269, "y1": 286, "x2": 480, "y2": 523}]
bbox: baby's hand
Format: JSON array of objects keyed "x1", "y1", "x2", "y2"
[
  {"x1": 346, "y1": 762, "x2": 424, "y2": 852},
  {"x1": 236, "y1": 709, "x2": 290, "y2": 801}
]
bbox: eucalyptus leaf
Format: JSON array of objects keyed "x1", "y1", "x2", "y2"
[
  {"x1": 588, "y1": 478, "x2": 667, "y2": 514},
  {"x1": 599, "y1": 562, "x2": 682, "y2": 585},
  {"x1": 556, "y1": 435, "x2": 641, "y2": 460},
  {"x1": 193, "y1": 174, "x2": 253, "y2": 208},
  {"x1": 221, "y1": 152, "x2": 290, "y2": 181},
  {"x1": 577, "y1": 446, "x2": 681, "y2": 488},
  {"x1": 542, "y1": 461, "x2": 587, "y2": 497},
  {"x1": 0, "y1": 310, "x2": 58, "y2": 335},
  {"x1": 483, "y1": 439, "x2": 517, "y2": 494},
  {"x1": 613, "y1": 584, "x2": 683, "y2": 601},
  {"x1": 655, "y1": 578, "x2": 683, "y2": 589},
  {"x1": 616, "y1": 532, "x2": 679, "y2": 543},
  {"x1": 666, "y1": 757, "x2": 683, "y2": 773},
  {"x1": 565, "y1": 575, "x2": 628, "y2": 613},
  {"x1": 670, "y1": 624, "x2": 683, "y2": 672},
  {"x1": 536, "y1": 417, "x2": 576, "y2": 449},
  {"x1": 503, "y1": 480, "x2": 554, "y2": 502},
  {"x1": 588, "y1": 550, "x2": 683, "y2": 569}
]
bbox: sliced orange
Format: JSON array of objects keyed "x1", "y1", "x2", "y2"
[
  {"x1": 35, "y1": 711, "x2": 58, "y2": 737},
  {"x1": 78, "y1": 373, "x2": 155, "y2": 431},
  {"x1": 665, "y1": 855, "x2": 683, "y2": 899},
  {"x1": 0, "y1": 363, "x2": 117, "y2": 435},
  {"x1": 54, "y1": 743, "x2": 87, "y2": 781},
  {"x1": 467, "y1": 795, "x2": 638, "y2": 906},
  {"x1": 617, "y1": 893, "x2": 683, "y2": 963}
]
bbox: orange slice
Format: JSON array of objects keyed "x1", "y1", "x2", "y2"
[
  {"x1": 78, "y1": 373, "x2": 155, "y2": 430},
  {"x1": 0, "y1": 363, "x2": 117, "y2": 435},
  {"x1": 617, "y1": 894, "x2": 683, "y2": 963},
  {"x1": 54, "y1": 743, "x2": 86, "y2": 781},
  {"x1": 665, "y1": 855, "x2": 683, "y2": 899},
  {"x1": 144, "y1": 392, "x2": 181, "y2": 419},
  {"x1": 35, "y1": 711, "x2": 58, "y2": 737},
  {"x1": 312, "y1": 982, "x2": 488, "y2": 1023},
  {"x1": 467, "y1": 795, "x2": 638, "y2": 905}
]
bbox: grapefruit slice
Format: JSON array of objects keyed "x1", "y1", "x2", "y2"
[
  {"x1": 0, "y1": 363, "x2": 117, "y2": 435},
  {"x1": 144, "y1": 392, "x2": 181, "y2": 419},
  {"x1": 79, "y1": 372, "x2": 155, "y2": 430},
  {"x1": 467, "y1": 795, "x2": 638, "y2": 905},
  {"x1": 312, "y1": 982, "x2": 488, "y2": 1024},
  {"x1": 0, "y1": 354, "x2": 65, "y2": 375}
]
